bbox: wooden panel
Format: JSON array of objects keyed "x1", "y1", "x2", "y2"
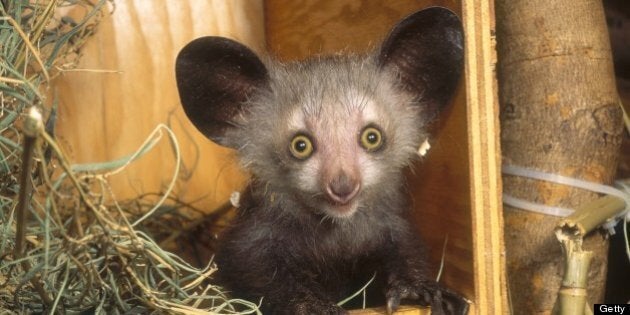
[
  {"x1": 407, "y1": 84, "x2": 474, "y2": 299},
  {"x1": 264, "y1": 0, "x2": 477, "y2": 307},
  {"x1": 461, "y1": 0, "x2": 507, "y2": 313},
  {"x1": 54, "y1": 0, "x2": 265, "y2": 212},
  {"x1": 265, "y1": 0, "x2": 458, "y2": 60}
]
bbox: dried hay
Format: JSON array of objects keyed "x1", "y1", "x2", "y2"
[{"x1": 0, "y1": 1, "x2": 259, "y2": 314}]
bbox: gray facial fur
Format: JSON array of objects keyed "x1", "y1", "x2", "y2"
[{"x1": 226, "y1": 54, "x2": 429, "y2": 219}]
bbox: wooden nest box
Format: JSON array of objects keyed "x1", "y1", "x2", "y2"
[{"x1": 55, "y1": 0, "x2": 625, "y2": 313}]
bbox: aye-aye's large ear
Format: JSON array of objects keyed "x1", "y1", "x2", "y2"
[
  {"x1": 378, "y1": 7, "x2": 464, "y2": 119},
  {"x1": 176, "y1": 36, "x2": 269, "y2": 147}
]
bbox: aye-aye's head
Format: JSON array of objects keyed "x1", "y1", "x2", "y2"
[{"x1": 175, "y1": 7, "x2": 463, "y2": 219}]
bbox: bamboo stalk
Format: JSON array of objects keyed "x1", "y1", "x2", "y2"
[
  {"x1": 557, "y1": 195, "x2": 625, "y2": 237},
  {"x1": 553, "y1": 195, "x2": 626, "y2": 315},
  {"x1": 554, "y1": 237, "x2": 593, "y2": 315}
]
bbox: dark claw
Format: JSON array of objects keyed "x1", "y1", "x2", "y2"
[
  {"x1": 387, "y1": 279, "x2": 469, "y2": 315},
  {"x1": 438, "y1": 286, "x2": 470, "y2": 315},
  {"x1": 428, "y1": 286, "x2": 469, "y2": 315},
  {"x1": 386, "y1": 294, "x2": 400, "y2": 315},
  {"x1": 385, "y1": 280, "x2": 411, "y2": 314}
]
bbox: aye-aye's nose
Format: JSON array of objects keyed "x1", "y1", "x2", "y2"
[{"x1": 326, "y1": 172, "x2": 360, "y2": 204}]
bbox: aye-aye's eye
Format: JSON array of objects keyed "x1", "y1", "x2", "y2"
[
  {"x1": 360, "y1": 126, "x2": 384, "y2": 152},
  {"x1": 290, "y1": 134, "x2": 314, "y2": 159}
]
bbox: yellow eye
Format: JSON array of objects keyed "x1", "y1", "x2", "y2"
[
  {"x1": 360, "y1": 126, "x2": 383, "y2": 151},
  {"x1": 290, "y1": 134, "x2": 314, "y2": 159}
]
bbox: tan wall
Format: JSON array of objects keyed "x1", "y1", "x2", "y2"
[{"x1": 55, "y1": 0, "x2": 265, "y2": 212}]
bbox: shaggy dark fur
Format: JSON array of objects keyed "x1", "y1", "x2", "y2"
[
  {"x1": 176, "y1": 7, "x2": 467, "y2": 315},
  {"x1": 215, "y1": 179, "x2": 445, "y2": 314}
]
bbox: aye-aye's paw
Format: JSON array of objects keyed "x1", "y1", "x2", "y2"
[{"x1": 386, "y1": 279, "x2": 469, "y2": 315}]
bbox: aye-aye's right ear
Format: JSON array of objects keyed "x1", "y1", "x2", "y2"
[
  {"x1": 378, "y1": 7, "x2": 464, "y2": 121},
  {"x1": 175, "y1": 36, "x2": 269, "y2": 147}
]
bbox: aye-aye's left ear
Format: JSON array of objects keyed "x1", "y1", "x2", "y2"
[{"x1": 378, "y1": 7, "x2": 464, "y2": 120}]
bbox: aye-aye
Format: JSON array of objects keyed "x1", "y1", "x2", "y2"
[{"x1": 175, "y1": 6, "x2": 467, "y2": 315}]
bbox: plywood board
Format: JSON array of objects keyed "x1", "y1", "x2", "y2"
[
  {"x1": 461, "y1": 0, "x2": 507, "y2": 313},
  {"x1": 265, "y1": 0, "x2": 458, "y2": 60},
  {"x1": 54, "y1": 0, "x2": 265, "y2": 212}
]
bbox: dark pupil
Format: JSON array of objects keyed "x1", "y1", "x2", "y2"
[
  {"x1": 295, "y1": 140, "x2": 307, "y2": 152},
  {"x1": 367, "y1": 132, "x2": 378, "y2": 144}
]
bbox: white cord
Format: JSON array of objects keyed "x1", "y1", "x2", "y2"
[{"x1": 502, "y1": 164, "x2": 630, "y2": 234}]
